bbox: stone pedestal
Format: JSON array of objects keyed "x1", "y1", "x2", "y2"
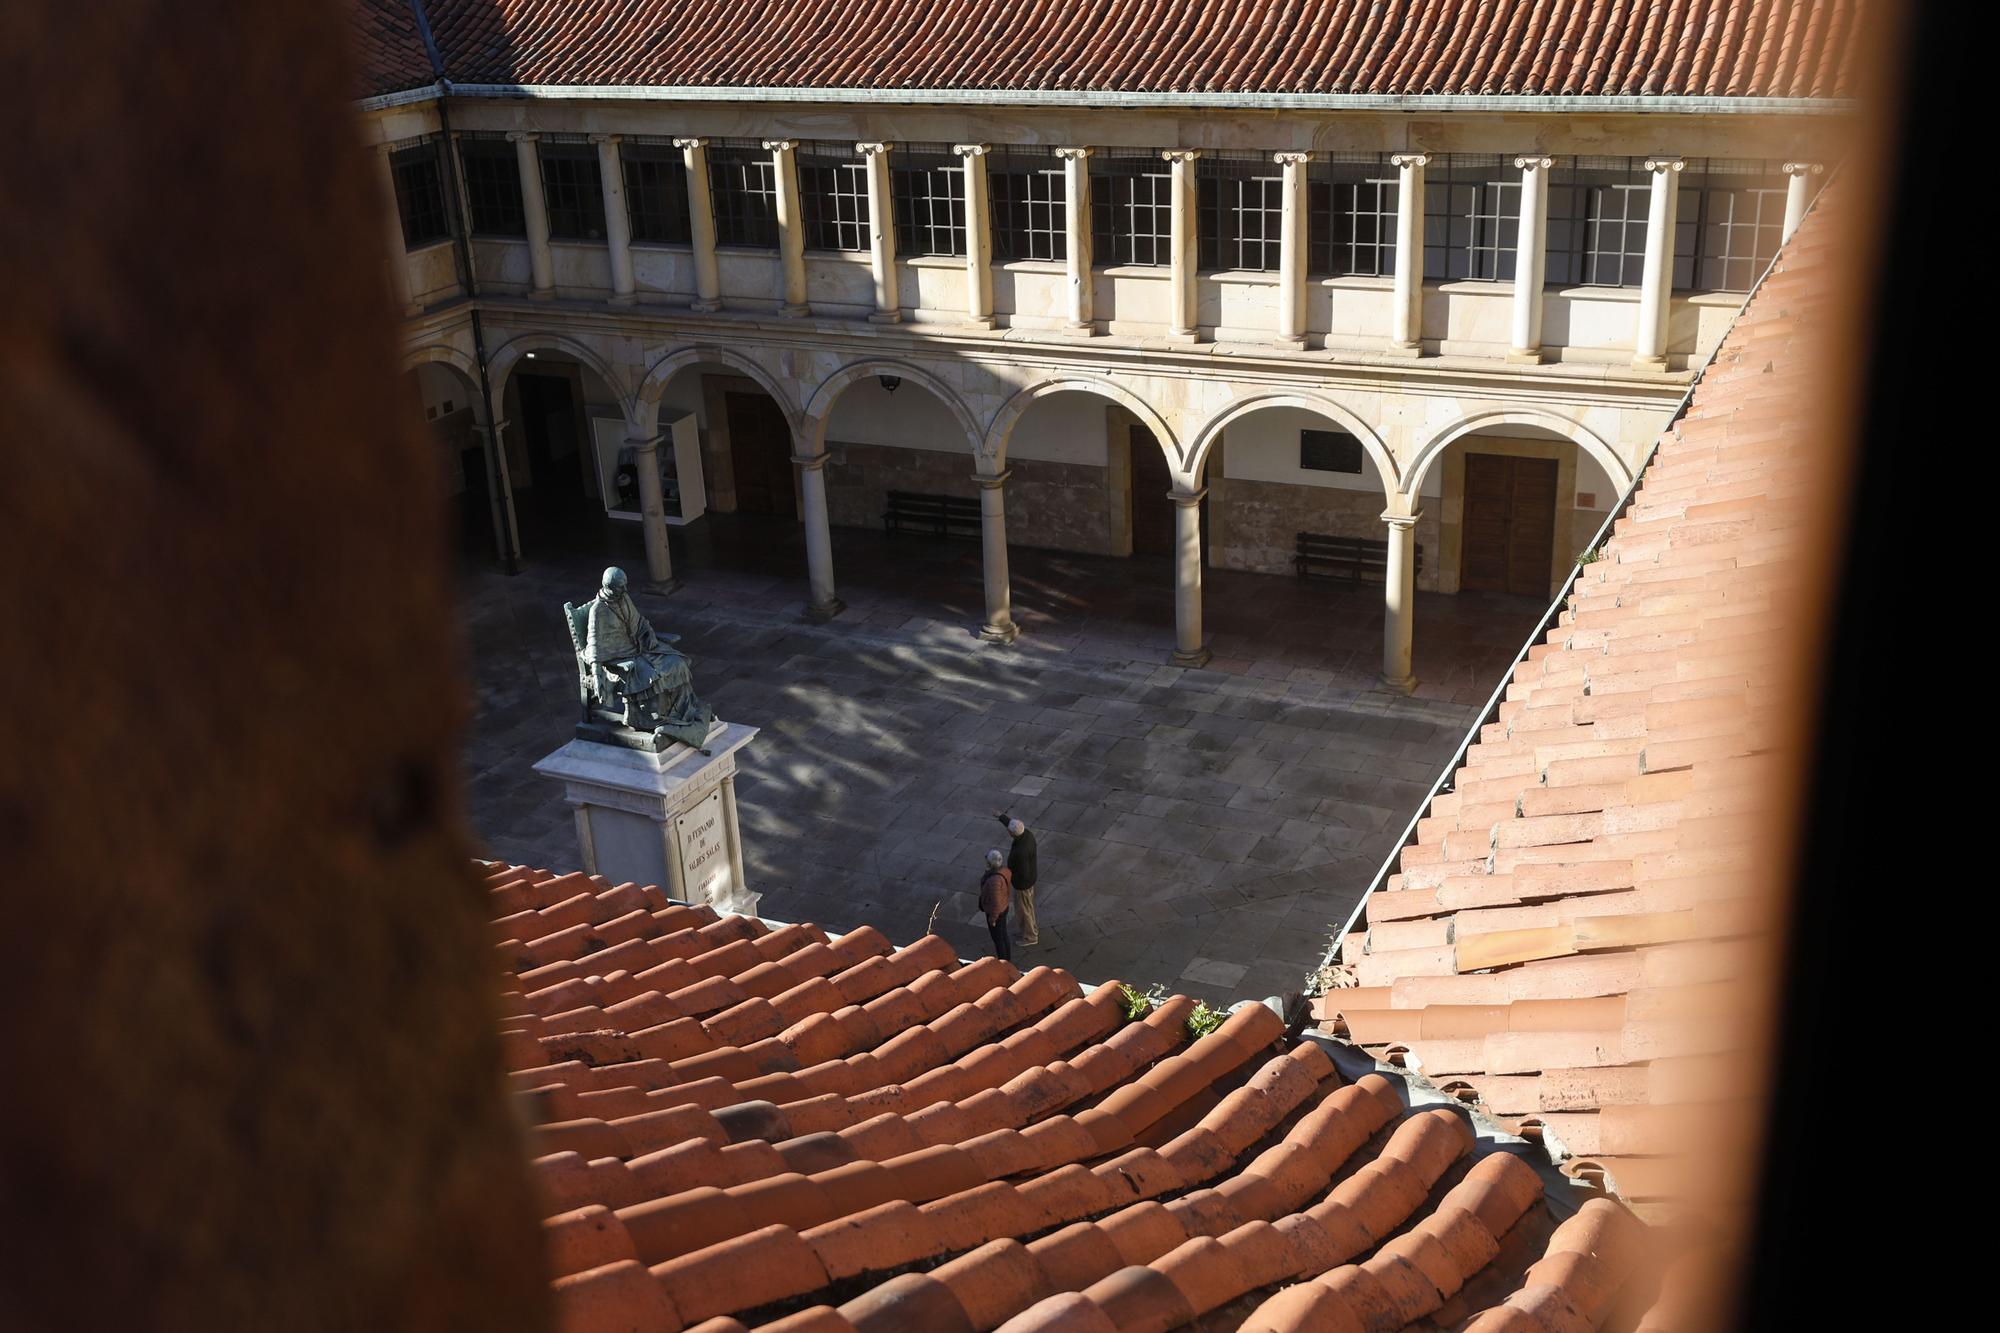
[{"x1": 533, "y1": 721, "x2": 762, "y2": 916}]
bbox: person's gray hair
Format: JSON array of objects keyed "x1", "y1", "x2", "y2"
[
  {"x1": 1007, "y1": 818, "x2": 1025, "y2": 837},
  {"x1": 985, "y1": 849, "x2": 1006, "y2": 869}
]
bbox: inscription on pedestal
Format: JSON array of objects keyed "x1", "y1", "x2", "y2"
[{"x1": 676, "y1": 788, "x2": 732, "y2": 905}]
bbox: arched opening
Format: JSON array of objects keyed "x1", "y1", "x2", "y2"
[
  {"x1": 490, "y1": 349, "x2": 632, "y2": 559},
  {"x1": 402, "y1": 358, "x2": 497, "y2": 561}
]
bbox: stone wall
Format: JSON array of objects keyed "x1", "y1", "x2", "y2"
[
  {"x1": 1212, "y1": 476, "x2": 1443, "y2": 591},
  {"x1": 825, "y1": 442, "x2": 1113, "y2": 554}
]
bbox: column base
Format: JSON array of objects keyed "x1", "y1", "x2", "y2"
[
  {"x1": 1274, "y1": 334, "x2": 1308, "y2": 351},
  {"x1": 964, "y1": 314, "x2": 998, "y2": 330},
  {"x1": 528, "y1": 288, "x2": 556, "y2": 303},
  {"x1": 979, "y1": 620, "x2": 1020, "y2": 645},
  {"x1": 867, "y1": 310, "x2": 904, "y2": 324},
  {"x1": 1165, "y1": 329, "x2": 1201, "y2": 345},
  {"x1": 1384, "y1": 340, "x2": 1423, "y2": 358},
  {"x1": 803, "y1": 598, "x2": 846, "y2": 624},
  {"x1": 608, "y1": 292, "x2": 638, "y2": 307},
  {"x1": 1378, "y1": 671, "x2": 1418, "y2": 693},
  {"x1": 1630, "y1": 354, "x2": 1669, "y2": 372},
  {"x1": 780, "y1": 303, "x2": 811, "y2": 318},
  {"x1": 646, "y1": 576, "x2": 684, "y2": 597},
  {"x1": 1065, "y1": 320, "x2": 1097, "y2": 336},
  {"x1": 691, "y1": 298, "x2": 722, "y2": 313},
  {"x1": 1505, "y1": 347, "x2": 1545, "y2": 365},
  {"x1": 1168, "y1": 645, "x2": 1213, "y2": 669}
]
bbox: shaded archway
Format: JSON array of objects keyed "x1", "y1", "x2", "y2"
[
  {"x1": 401, "y1": 355, "x2": 507, "y2": 562},
  {"x1": 484, "y1": 338, "x2": 634, "y2": 559}
]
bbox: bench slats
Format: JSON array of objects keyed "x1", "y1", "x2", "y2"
[
  {"x1": 884, "y1": 489, "x2": 982, "y2": 539},
  {"x1": 1294, "y1": 531, "x2": 1424, "y2": 582}
]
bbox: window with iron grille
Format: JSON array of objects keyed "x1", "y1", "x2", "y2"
[
  {"x1": 1422, "y1": 158, "x2": 1519, "y2": 281},
  {"x1": 1196, "y1": 157, "x2": 1284, "y2": 272},
  {"x1": 1089, "y1": 157, "x2": 1174, "y2": 267},
  {"x1": 989, "y1": 149, "x2": 1066, "y2": 262},
  {"x1": 1679, "y1": 165, "x2": 1787, "y2": 291},
  {"x1": 799, "y1": 145, "x2": 870, "y2": 252},
  {"x1": 1307, "y1": 159, "x2": 1398, "y2": 277},
  {"x1": 459, "y1": 138, "x2": 525, "y2": 238},
  {"x1": 1300, "y1": 429, "x2": 1364, "y2": 475},
  {"x1": 1548, "y1": 161, "x2": 1650, "y2": 287},
  {"x1": 537, "y1": 143, "x2": 606, "y2": 241},
  {"x1": 622, "y1": 144, "x2": 691, "y2": 245},
  {"x1": 708, "y1": 147, "x2": 780, "y2": 250},
  {"x1": 891, "y1": 149, "x2": 966, "y2": 257},
  {"x1": 390, "y1": 143, "x2": 449, "y2": 249}
]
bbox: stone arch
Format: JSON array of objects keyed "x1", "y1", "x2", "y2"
[
  {"x1": 801, "y1": 359, "x2": 983, "y2": 461},
  {"x1": 983, "y1": 376, "x2": 1180, "y2": 474},
  {"x1": 485, "y1": 332, "x2": 634, "y2": 421},
  {"x1": 398, "y1": 342, "x2": 482, "y2": 388},
  {"x1": 633, "y1": 345, "x2": 801, "y2": 440},
  {"x1": 1403, "y1": 409, "x2": 1632, "y2": 504},
  {"x1": 1185, "y1": 391, "x2": 1397, "y2": 500}
]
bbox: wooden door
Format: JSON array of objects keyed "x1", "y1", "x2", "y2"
[
  {"x1": 1461, "y1": 453, "x2": 1558, "y2": 595},
  {"x1": 1129, "y1": 424, "x2": 1175, "y2": 557},
  {"x1": 725, "y1": 391, "x2": 795, "y2": 516}
]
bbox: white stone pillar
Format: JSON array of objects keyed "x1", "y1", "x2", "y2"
[
  {"x1": 1169, "y1": 487, "x2": 1209, "y2": 668},
  {"x1": 1056, "y1": 147, "x2": 1094, "y2": 332},
  {"x1": 974, "y1": 468, "x2": 1018, "y2": 643},
  {"x1": 1781, "y1": 161, "x2": 1824, "y2": 242},
  {"x1": 857, "y1": 142, "x2": 901, "y2": 323},
  {"x1": 629, "y1": 433, "x2": 679, "y2": 591},
  {"x1": 374, "y1": 145, "x2": 420, "y2": 316},
  {"x1": 954, "y1": 144, "x2": 996, "y2": 328},
  {"x1": 719, "y1": 774, "x2": 752, "y2": 915},
  {"x1": 793, "y1": 450, "x2": 843, "y2": 620},
  {"x1": 1508, "y1": 155, "x2": 1554, "y2": 364},
  {"x1": 1162, "y1": 149, "x2": 1202, "y2": 340},
  {"x1": 593, "y1": 134, "x2": 637, "y2": 304},
  {"x1": 764, "y1": 138, "x2": 809, "y2": 316},
  {"x1": 1389, "y1": 152, "x2": 1430, "y2": 353},
  {"x1": 510, "y1": 131, "x2": 555, "y2": 300},
  {"x1": 1380, "y1": 509, "x2": 1420, "y2": 691},
  {"x1": 1274, "y1": 151, "x2": 1312, "y2": 349},
  {"x1": 1633, "y1": 157, "x2": 1685, "y2": 370},
  {"x1": 674, "y1": 137, "x2": 722, "y2": 312}
]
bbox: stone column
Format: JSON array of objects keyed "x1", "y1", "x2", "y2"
[
  {"x1": 674, "y1": 137, "x2": 722, "y2": 312},
  {"x1": 1380, "y1": 509, "x2": 1420, "y2": 691},
  {"x1": 1274, "y1": 151, "x2": 1312, "y2": 349},
  {"x1": 1782, "y1": 161, "x2": 1825, "y2": 242},
  {"x1": 593, "y1": 134, "x2": 637, "y2": 304},
  {"x1": 764, "y1": 138, "x2": 809, "y2": 316},
  {"x1": 1162, "y1": 150, "x2": 1201, "y2": 339},
  {"x1": 629, "y1": 433, "x2": 679, "y2": 591},
  {"x1": 719, "y1": 774, "x2": 750, "y2": 911},
  {"x1": 1056, "y1": 147, "x2": 1094, "y2": 332},
  {"x1": 857, "y1": 142, "x2": 901, "y2": 322},
  {"x1": 1168, "y1": 487, "x2": 1210, "y2": 668},
  {"x1": 475, "y1": 418, "x2": 523, "y2": 573},
  {"x1": 1389, "y1": 152, "x2": 1430, "y2": 353},
  {"x1": 973, "y1": 468, "x2": 1018, "y2": 643},
  {"x1": 510, "y1": 131, "x2": 555, "y2": 300},
  {"x1": 1508, "y1": 155, "x2": 1555, "y2": 364},
  {"x1": 374, "y1": 145, "x2": 420, "y2": 316},
  {"x1": 793, "y1": 450, "x2": 843, "y2": 621},
  {"x1": 1633, "y1": 157, "x2": 1685, "y2": 370},
  {"x1": 954, "y1": 144, "x2": 996, "y2": 328}
]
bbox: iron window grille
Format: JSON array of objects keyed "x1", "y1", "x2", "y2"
[
  {"x1": 538, "y1": 142, "x2": 606, "y2": 241},
  {"x1": 621, "y1": 143, "x2": 691, "y2": 245},
  {"x1": 1423, "y1": 156, "x2": 1520, "y2": 282},
  {"x1": 458, "y1": 137, "x2": 526, "y2": 238},
  {"x1": 1308, "y1": 157, "x2": 1398, "y2": 277},
  {"x1": 1549, "y1": 158, "x2": 1650, "y2": 288},
  {"x1": 1197, "y1": 155, "x2": 1285, "y2": 273},
  {"x1": 1090, "y1": 153, "x2": 1174, "y2": 267},
  {"x1": 891, "y1": 147, "x2": 966, "y2": 258},
  {"x1": 708, "y1": 145, "x2": 781, "y2": 250},
  {"x1": 1679, "y1": 160, "x2": 1788, "y2": 292},
  {"x1": 988, "y1": 148, "x2": 1066, "y2": 262},
  {"x1": 1300, "y1": 429, "x2": 1365, "y2": 474},
  {"x1": 390, "y1": 141, "x2": 450, "y2": 249},
  {"x1": 799, "y1": 144, "x2": 870, "y2": 252}
]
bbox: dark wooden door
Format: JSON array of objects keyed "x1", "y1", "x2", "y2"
[
  {"x1": 1462, "y1": 453, "x2": 1558, "y2": 595},
  {"x1": 1129, "y1": 425, "x2": 1175, "y2": 557},
  {"x1": 725, "y1": 391, "x2": 795, "y2": 516}
]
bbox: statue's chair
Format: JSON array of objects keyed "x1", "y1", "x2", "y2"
[{"x1": 564, "y1": 601, "x2": 654, "y2": 730}]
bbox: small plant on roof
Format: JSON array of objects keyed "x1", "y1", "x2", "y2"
[
  {"x1": 1578, "y1": 545, "x2": 1604, "y2": 565},
  {"x1": 1185, "y1": 1001, "x2": 1227, "y2": 1040},
  {"x1": 1119, "y1": 982, "x2": 1166, "y2": 1021}
]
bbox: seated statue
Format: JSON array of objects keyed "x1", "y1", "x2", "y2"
[{"x1": 565, "y1": 567, "x2": 717, "y2": 752}]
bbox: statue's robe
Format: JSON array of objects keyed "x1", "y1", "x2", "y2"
[{"x1": 585, "y1": 592, "x2": 714, "y2": 748}]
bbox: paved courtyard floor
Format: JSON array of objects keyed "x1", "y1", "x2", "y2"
[{"x1": 459, "y1": 511, "x2": 1543, "y2": 1006}]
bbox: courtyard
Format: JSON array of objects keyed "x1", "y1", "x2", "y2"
[{"x1": 461, "y1": 511, "x2": 1542, "y2": 1006}]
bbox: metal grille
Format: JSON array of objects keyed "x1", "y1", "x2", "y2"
[
  {"x1": 891, "y1": 148, "x2": 965, "y2": 257},
  {"x1": 799, "y1": 144, "x2": 870, "y2": 252},
  {"x1": 458, "y1": 138, "x2": 525, "y2": 238},
  {"x1": 708, "y1": 146, "x2": 780, "y2": 250},
  {"x1": 1308, "y1": 157, "x2": 1398, "y2": 277},
  {"x1": 989, "y1": 148, "x2": 1065, "y2": 262},
  {"x1": 538, "y1": 143, "x2": 606, "y2": 241},
  {"x1": 1549, "y1": 160, "x2": 1650, "y2": 287},
  {"x1": 1423, "y1": 158, "x2": 1520, "y2": 281},
  {"x1": 1681, "y1": 161, "x2": 1788, "y2": 291},
  {"x1": 1090, "y1": 157, "x2": 1173, "y2": 267},
  {"x1": 390, "y1": 142, "x2": 449, "y2": 248},
  {"x1": 621, "y1": 145, "x2": 691, "y2": 245},
  {"x1": 1197, "y1": 156, "x2": 1284, "y2": 272}
]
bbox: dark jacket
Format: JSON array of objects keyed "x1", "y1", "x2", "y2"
[
  {"x1": 997, "y1": 817, "x2": 1038, "y2": 889},
  {"x1": 978, "y1": 867, "x2": 1012, "y2": 923}
]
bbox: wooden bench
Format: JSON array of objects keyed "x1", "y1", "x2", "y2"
[
  {"x1": 883, "y1": 489, "x2": 982, "y2": 539},
  {"x1": 1294, "y1": 531, "x2": 1424, "y2": 583}
]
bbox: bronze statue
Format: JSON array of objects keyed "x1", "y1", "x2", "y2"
[{"x1": 564, "y1": 568, "x2": 716, "y2": 752}]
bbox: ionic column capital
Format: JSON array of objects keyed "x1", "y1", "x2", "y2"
[
  {"x1": 1381, "y1": 509, "x2": 1423, "y2": 528},
  {"x1": 1054, "y1": 146, "x2": 1093, "y2": 161},
  {"x1": 953, "y1": 143, "x2": 991, "y2": 158},
  {"x1": 972, "y1": 469, "x2": 1013, "y2": 489},
  {"x1": 589, "y1": 133, "x2": 622, "y2": 146},
  {"x1": 1169, "y1": 487, "x2": 1208, "y2": 507},
  {"x1": 1644, "y1": 157, "x2": 1687, "y2": 174},
  {"x1": 505, "y1": 131, "x2": 540, "y2": 144},
  {"x1": 1389, "y1": 152, "x2": 1431, "y2": 169},
  {"x1": 1160, "y1": 148, "x2": 1202, "y2": 164},
  {"x1": 855, "y1": 141, "x2": 893, "y2": 157},
  {"x1": 762, "y1": 138, "x2": 799, "y2": 152},
  {"x1": 672, "y1": 136, "x2": 708, "y2": 150},
  {"x1": 1513, "y1": 154, "x2": 1555, "y2": 171},
  {"x1": 1782, "y1": 160, "x2": 1825, "y2": 177},
  {"x1": 1272, "y1": 151, "x2": 1314, "y2": 167}
]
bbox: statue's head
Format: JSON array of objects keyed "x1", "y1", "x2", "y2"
[{"x1": 600, "y1": 567, "x2": 629, "y2": 600}]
